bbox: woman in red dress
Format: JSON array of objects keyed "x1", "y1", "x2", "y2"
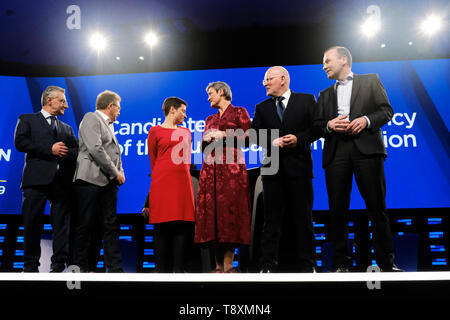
[
  {"x1": 145, "y1": 97, "x2": 195, "y2": 272},
  {"x1": 195, "y1": 81, "x2": 252, "y2": 273}
]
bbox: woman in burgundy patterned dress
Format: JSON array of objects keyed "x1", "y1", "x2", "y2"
[{"x1": 195, "y1": 81, "x2": 251, "y2": 273}]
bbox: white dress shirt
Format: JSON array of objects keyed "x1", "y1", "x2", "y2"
[
  {"x1": 336, "y1": 72, "x2": 353, "y2": 119},
  {"x1": 277, "y1": 89, "x2": 291, "y2": 109},
  {"x1": 41, "y1": 109, "x2": 57, "y2": 127},
  {"x1": 328, "y1": 72, "x2": 371, "y2": 130}
]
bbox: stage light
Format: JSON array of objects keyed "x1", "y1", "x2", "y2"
[
  {"x1": 89, "y1": 33, "x2": 107, "y2": 52},
  {"x1": 139, "y1": 56, "x2": 144, "y2": 61},
  {"x1": 144, "y1": 32, "x2": 158, "y2": 47},
  {"x1": 408, "y1": 41, "x2": 413, "y2": 46},
  {"x1": 115, "y1": 56, "x2": 121, "y2": 60},
  {"x1": 420, "y1": 14, "x2": 443, "y2": 36},
  {"x1": 361, "y1": 17, "x2": 380, "y2": 38},
  {"x1": 380, "y1": 43, "x2": 386, "y2": 48}
]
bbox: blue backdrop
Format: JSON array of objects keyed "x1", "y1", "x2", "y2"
[{"x1": 0, "y1": 59, "x2": 448, "y2": 213}]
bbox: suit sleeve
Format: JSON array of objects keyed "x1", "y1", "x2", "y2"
[
  {"x1": 315, "y1": 91, "x2": 331, "y2": 138},
  {"x1": 365, "y1": 74, "x2": 394, "y2": 131},
  {"x1": 79, "y1": 113, "x2": 120, "y2": 180},
  {"x1": 251, "y1": 104, "x2": 265, "y2": 148},
  {"x1": 65, "y1": 126, "x2": 78, "y2": 161},
  {"x1": 14, "y1": 115, "x2": 54, "y2": 159},
  {"x1": 294, "y1": 94, "x2": 323, "y2": 147}
]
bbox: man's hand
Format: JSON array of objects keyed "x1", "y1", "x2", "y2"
[
  {"x1": 142, "y1": 207, "x2": 149, "y2": 219},
  {"x1": 52, "y1": 142, "x2": 68, "y2": 158},
  {"x1": 272, "y1": 135, "x2": 297, "y2": 148},
  {"x1": 272, "y1": 137, "x2": 285, "y2": 148},
  {"x1": 327, "y1": 115, "x2": 350, "y2": 133},
  {"x1": 346, "y1": 116, "x2": 367, "y2": 135},
  {"x1": 281, "y1": 134, "x2": 297, "y2": 148},
  {"x1": 116, "y1": 172, "x2": 125, "y2": 185}
]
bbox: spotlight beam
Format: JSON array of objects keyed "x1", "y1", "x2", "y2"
[
  {"x1": 89, "y1": 32, "x2": 107, "y2": 52},
  {"x1": 361, "y1": 17, "x2": 381, "y2": 38},
  {"x1": 144, "y1": 32, "x2": 158, "y2": 47},
  {"x1": 420, "y1": 14, "x2": 443, "y2": 36}
]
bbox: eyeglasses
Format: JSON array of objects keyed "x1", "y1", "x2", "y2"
[
  {"x1": 111, "y1": 103, "x2": 121, "y2": 110},
  {"x1": 262, "y1": 75, "x2": 282, "y2": 85}
]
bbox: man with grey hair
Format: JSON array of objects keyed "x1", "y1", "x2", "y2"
[
  {"x1": 14, "y1": 85, "x2": 78, "y2": 272},
  {"x1": 72, "y1": 90, "x2": 125, "y2": 272},
  {"x1": 317, "y1": 46, "x2": 401, "y2": 272},
  {"x1": 252, "y1": 66, "x2": 322, "y2": 273}
]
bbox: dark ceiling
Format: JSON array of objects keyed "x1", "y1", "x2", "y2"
[{"x1": 0, "y1": 0, "x2": 448, "y2": 76}]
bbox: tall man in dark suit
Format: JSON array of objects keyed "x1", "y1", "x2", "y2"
[
  {"x1": 252, "y1": 66, "x2": 321, "y2": 272},
  {"x1": 72, "y1": 90, "x2": 125, "y2": 272},
  {"x1": 14, "y1": 86, "x2": 78, "y2": 272},
  {"x1": 317, "y1": 46, "x2": 401, "y2": 272}
]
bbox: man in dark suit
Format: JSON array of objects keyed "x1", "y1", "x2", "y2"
[
  {"x1": 14, "y1": 86, "x2": 78, "y2": 272},
  {"x1": 252, "y1": 66, "x2": 321, "y2": 272},
  {"x1": 72, "y1": 90, "x2": 125, "y2": 272},
  {"x1": 317, "y1": 46, "x2": 401, "y2": 272}
]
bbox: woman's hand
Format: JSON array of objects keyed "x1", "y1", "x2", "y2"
[{"x1": 203, "y1": 129, "x2": 226, "y2": 142}]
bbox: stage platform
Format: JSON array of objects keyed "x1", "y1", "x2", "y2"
[{"x1": 1, "y1": 272, "x2": 449, "y2": 317}]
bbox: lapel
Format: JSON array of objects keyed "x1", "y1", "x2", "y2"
[
  {"x1": 282, "y1": 91, "x2": 296, "y2": 127},
  {"x1": 269, "y1": 98, "x2": 282, "y2": 127},
  {"x1": 54, "y1": 118, "x2": 61, "y2": 139},
  {"x1": 349, "y1": 74, "x2": 361, "y2": 118},
  {"x1": 36, "y1": 112, "x2": 56, "y2": 137},
  {"x1": 330, "y1": 85, "x2": 338, "y2": 118}
]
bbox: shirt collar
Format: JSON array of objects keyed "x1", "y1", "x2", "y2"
[
  {"x1": 273, "y1": 89, "x2": 291, "y2": 102},
  {"x1": 336, "y1": 72, "x2": 354, "y2": 85},
  {"x1": 41, "y1": 109, "x2": 56, "y2": 119},
  {"x1": 96, "y1": 109, "x2": 113, "y2": 124},
  {"x1": 279, "y1": 89, "x2": 291, "y2": 101}
]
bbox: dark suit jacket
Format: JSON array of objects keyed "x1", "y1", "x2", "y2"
[
  {"x1": 14, "y1": 112, "x2": 78, "y2": 188},
  {"x1": 252, "y1": 90, "x2": 321, "y2": 178},
  {"x1": 317, "y1": 73, "x2": 394, "y2": 168}
]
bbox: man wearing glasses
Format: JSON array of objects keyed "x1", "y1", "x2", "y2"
[
  {"x1": 72, "y1": 90, "x2": 125, "y2": 272},
  {"x1": 252, "y1": 66, "x2": 321, "y2": 273},
  {"x1": 14, "y1": 86, "x2": 78, "y2": 272}
]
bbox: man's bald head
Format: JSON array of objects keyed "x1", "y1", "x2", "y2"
[{"x1": 263, "y1": 66, "x2": 290, "y2": 97}]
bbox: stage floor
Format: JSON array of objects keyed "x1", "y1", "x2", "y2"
[
  {"x1": 1, "y1": 271, "x2": 449, "y2": 314},
  {"x1": 1, "y1": 271, "x2": 450, "y2": 282}
]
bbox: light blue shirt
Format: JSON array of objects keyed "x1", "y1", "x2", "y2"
[
  {"x1": 336, "y1": 72, "x2": 354, "y2": 119},
  {"x1": 334, "y1": 72, "x2": 371, "y2": 129}
]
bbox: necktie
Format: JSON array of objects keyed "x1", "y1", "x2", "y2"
[
  {"x1": 276, "y1": 96, "x2": 285, "y2": 121},
  {"x1": 49, "y1": 116, "x2": 57, "y2": 138}
]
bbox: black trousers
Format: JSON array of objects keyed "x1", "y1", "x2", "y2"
[
  {"x1": 260, "y1": 174, "x2": 315, "y2": 271},
  {"x1": 153, "y1": 221, "x2": 194, "y2": 273},
  {"x1": 21, "y1": 172, "x2": 72, "y2": 272},
  {"x1": 73, "y1": 180, "x2": 123, "y2": 272},
  {"x1": 325, "y1": 137, "x2": 394, "y2": 269}
]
